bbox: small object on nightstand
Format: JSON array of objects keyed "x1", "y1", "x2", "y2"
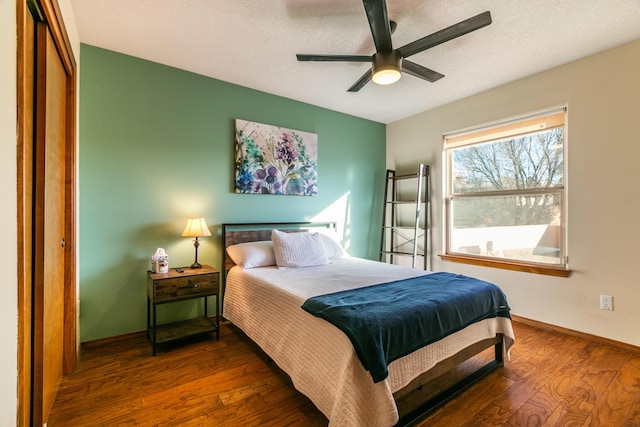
[
  {"x1": 146, "y1": 265, "x2": 220, "y2": 356},
  {"x1": 151, "y1": 247, "x2": 169, "y2": 273},
  {"x1": 175, "y1": 268, "x2": 184, "y2": 273}
]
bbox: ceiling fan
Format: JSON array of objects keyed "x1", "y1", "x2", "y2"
[{"x1": 296, "y1": 0, "x2": 492, "y2": 92}]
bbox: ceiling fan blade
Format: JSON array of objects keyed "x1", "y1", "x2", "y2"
[
  {"x1": 347, "y1": 69, "x2": 373, "y2": 92},
  {"x1": 402, "y1": 60, "x2": 445, "y2": 83},
  {"x1": 296, "y1": 54, "x2": 372, "y2": 62},
  {"x1": 397, "y1": 11, "x2": 492, "y2": 58},
  {"x1": 363, "y1": 0, "x2": 393, "y2": 53}
]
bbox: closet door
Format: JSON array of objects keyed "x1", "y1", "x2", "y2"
[
  {"x1": 19, "y1": 0, "x2": 77, "y2": 424},
  {"x1": 32, "y1": 21, "x2": 68, "y2": 424}
]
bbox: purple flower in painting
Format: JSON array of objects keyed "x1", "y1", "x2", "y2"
[
  {"x1": 254, "y1": 168, "x2": 266, "y2": 180},
  {"x1": 252, "y1": 164, "x2": 282, "y2": 193},
  {"x1": 276, "y1": 133, "x2": 299, "y2": 165},
  {"x1": 265, "y1": 165, "x2": 279, "y2": 184}
]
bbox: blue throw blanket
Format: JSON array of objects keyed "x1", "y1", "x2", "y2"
[{"x1": 301, "y1": 272, "x2": 510, "y2": 383}]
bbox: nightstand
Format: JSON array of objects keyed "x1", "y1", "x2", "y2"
[{"x1": 147, "y1": 265, "x2": 220, "y2": 355}]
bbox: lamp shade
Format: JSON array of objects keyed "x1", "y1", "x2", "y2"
[{"x1": 181, "y1": 218, "x2": 211, "y2": 238}]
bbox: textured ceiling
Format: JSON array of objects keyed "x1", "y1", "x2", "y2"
[{"x1": 69, "y1": 0, "x2": 640, "y2": 123}]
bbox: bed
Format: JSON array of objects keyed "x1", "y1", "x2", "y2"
[{"x1": 221, "y1": 222, "x2": 515, "y2": 426}]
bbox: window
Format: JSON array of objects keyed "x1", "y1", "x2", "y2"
[{"x1": 442, "y1": 108, "x2": 569, "y2": 276}]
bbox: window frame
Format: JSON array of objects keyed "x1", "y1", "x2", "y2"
[{"x1": 441, "y1": 107, "x2": 570, "y2": 277}]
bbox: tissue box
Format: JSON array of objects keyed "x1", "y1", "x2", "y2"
[{"x1": 151, "y1": 248, "x2": 169, "y2": 273}]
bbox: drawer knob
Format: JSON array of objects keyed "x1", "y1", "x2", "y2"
[{"x1": 178, "y1": 280, "x2": 199, "y2": 289}]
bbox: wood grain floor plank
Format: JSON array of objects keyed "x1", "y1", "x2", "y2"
[
  {"x1": 417, "y1": 370, "x2": 514, "y2": 426},
  {"x1": 594, "y1": 352, "x2": 640, "y2": 426}
]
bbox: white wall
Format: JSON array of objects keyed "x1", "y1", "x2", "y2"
[
  {"x1": 387, "y1": 39, "x2": 640, "y2": 346},
  {"x1": 2, "y1": 0, "x2": 80, "y2": 423},
  {"x1": 1, "y1": 0, "x2": 18, "y2": 423}
]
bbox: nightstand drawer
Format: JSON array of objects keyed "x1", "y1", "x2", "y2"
[{"x1": 153, "y1": 273, "x2": 219, "y2": 301}]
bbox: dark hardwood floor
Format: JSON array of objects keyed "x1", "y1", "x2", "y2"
[{"x1": 48, "y1": 320, "x2": 640, "y2": 426}]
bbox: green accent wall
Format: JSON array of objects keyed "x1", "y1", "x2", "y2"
[{"x1": 79, "y1": 44, "x2": 386, "y2": 342}]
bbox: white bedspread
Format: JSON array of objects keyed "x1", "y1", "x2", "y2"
[{"x1": 223, "y1": 257, "x2": 515, "y2": 427}]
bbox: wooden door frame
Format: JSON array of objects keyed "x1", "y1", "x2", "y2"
[{"x1": 17, "y1": 0, "x2": 76, "y2": 425}]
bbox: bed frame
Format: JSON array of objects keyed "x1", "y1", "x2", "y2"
[{"x1": 221, "y1": 222, "x2": 505, "y2": 426}]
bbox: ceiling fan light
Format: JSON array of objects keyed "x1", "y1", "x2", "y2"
[
  {"x1": 372, "y1": 66, "x2": 401, "y2": 85},
  {"x1": 372, "y1": 51, "x2": 403, "y2": 86}
]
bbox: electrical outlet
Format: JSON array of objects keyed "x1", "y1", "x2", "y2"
[{"x1": 600, "y1": 295, "x2": 613, "y2": 311}]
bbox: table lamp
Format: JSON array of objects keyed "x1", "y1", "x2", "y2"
[{"x1": 181, "y1": 218, "x2": 211, "y2": 268}]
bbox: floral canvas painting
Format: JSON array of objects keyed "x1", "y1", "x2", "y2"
[{"x1": 235, "y1": 119, "x2": 318, "y2": 196}]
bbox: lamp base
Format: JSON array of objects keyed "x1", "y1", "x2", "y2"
[{"x1": 190, "y1": 236, "x2": 203, "y2": 268}]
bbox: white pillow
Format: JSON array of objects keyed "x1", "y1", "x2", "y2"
[
  {"x1": 271, "y1": 229, "x2": 329, "y2": 269},
  {"x1": 317, "y1": 232, "x2": 347, "y2": 259},
  {"x1": 226, "y1": 241, "x2": 276, "y2": 269}
]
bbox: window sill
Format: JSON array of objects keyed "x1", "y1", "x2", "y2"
[{"x1": 439, "y1": 253, "x2": 571, "y2": 277}]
